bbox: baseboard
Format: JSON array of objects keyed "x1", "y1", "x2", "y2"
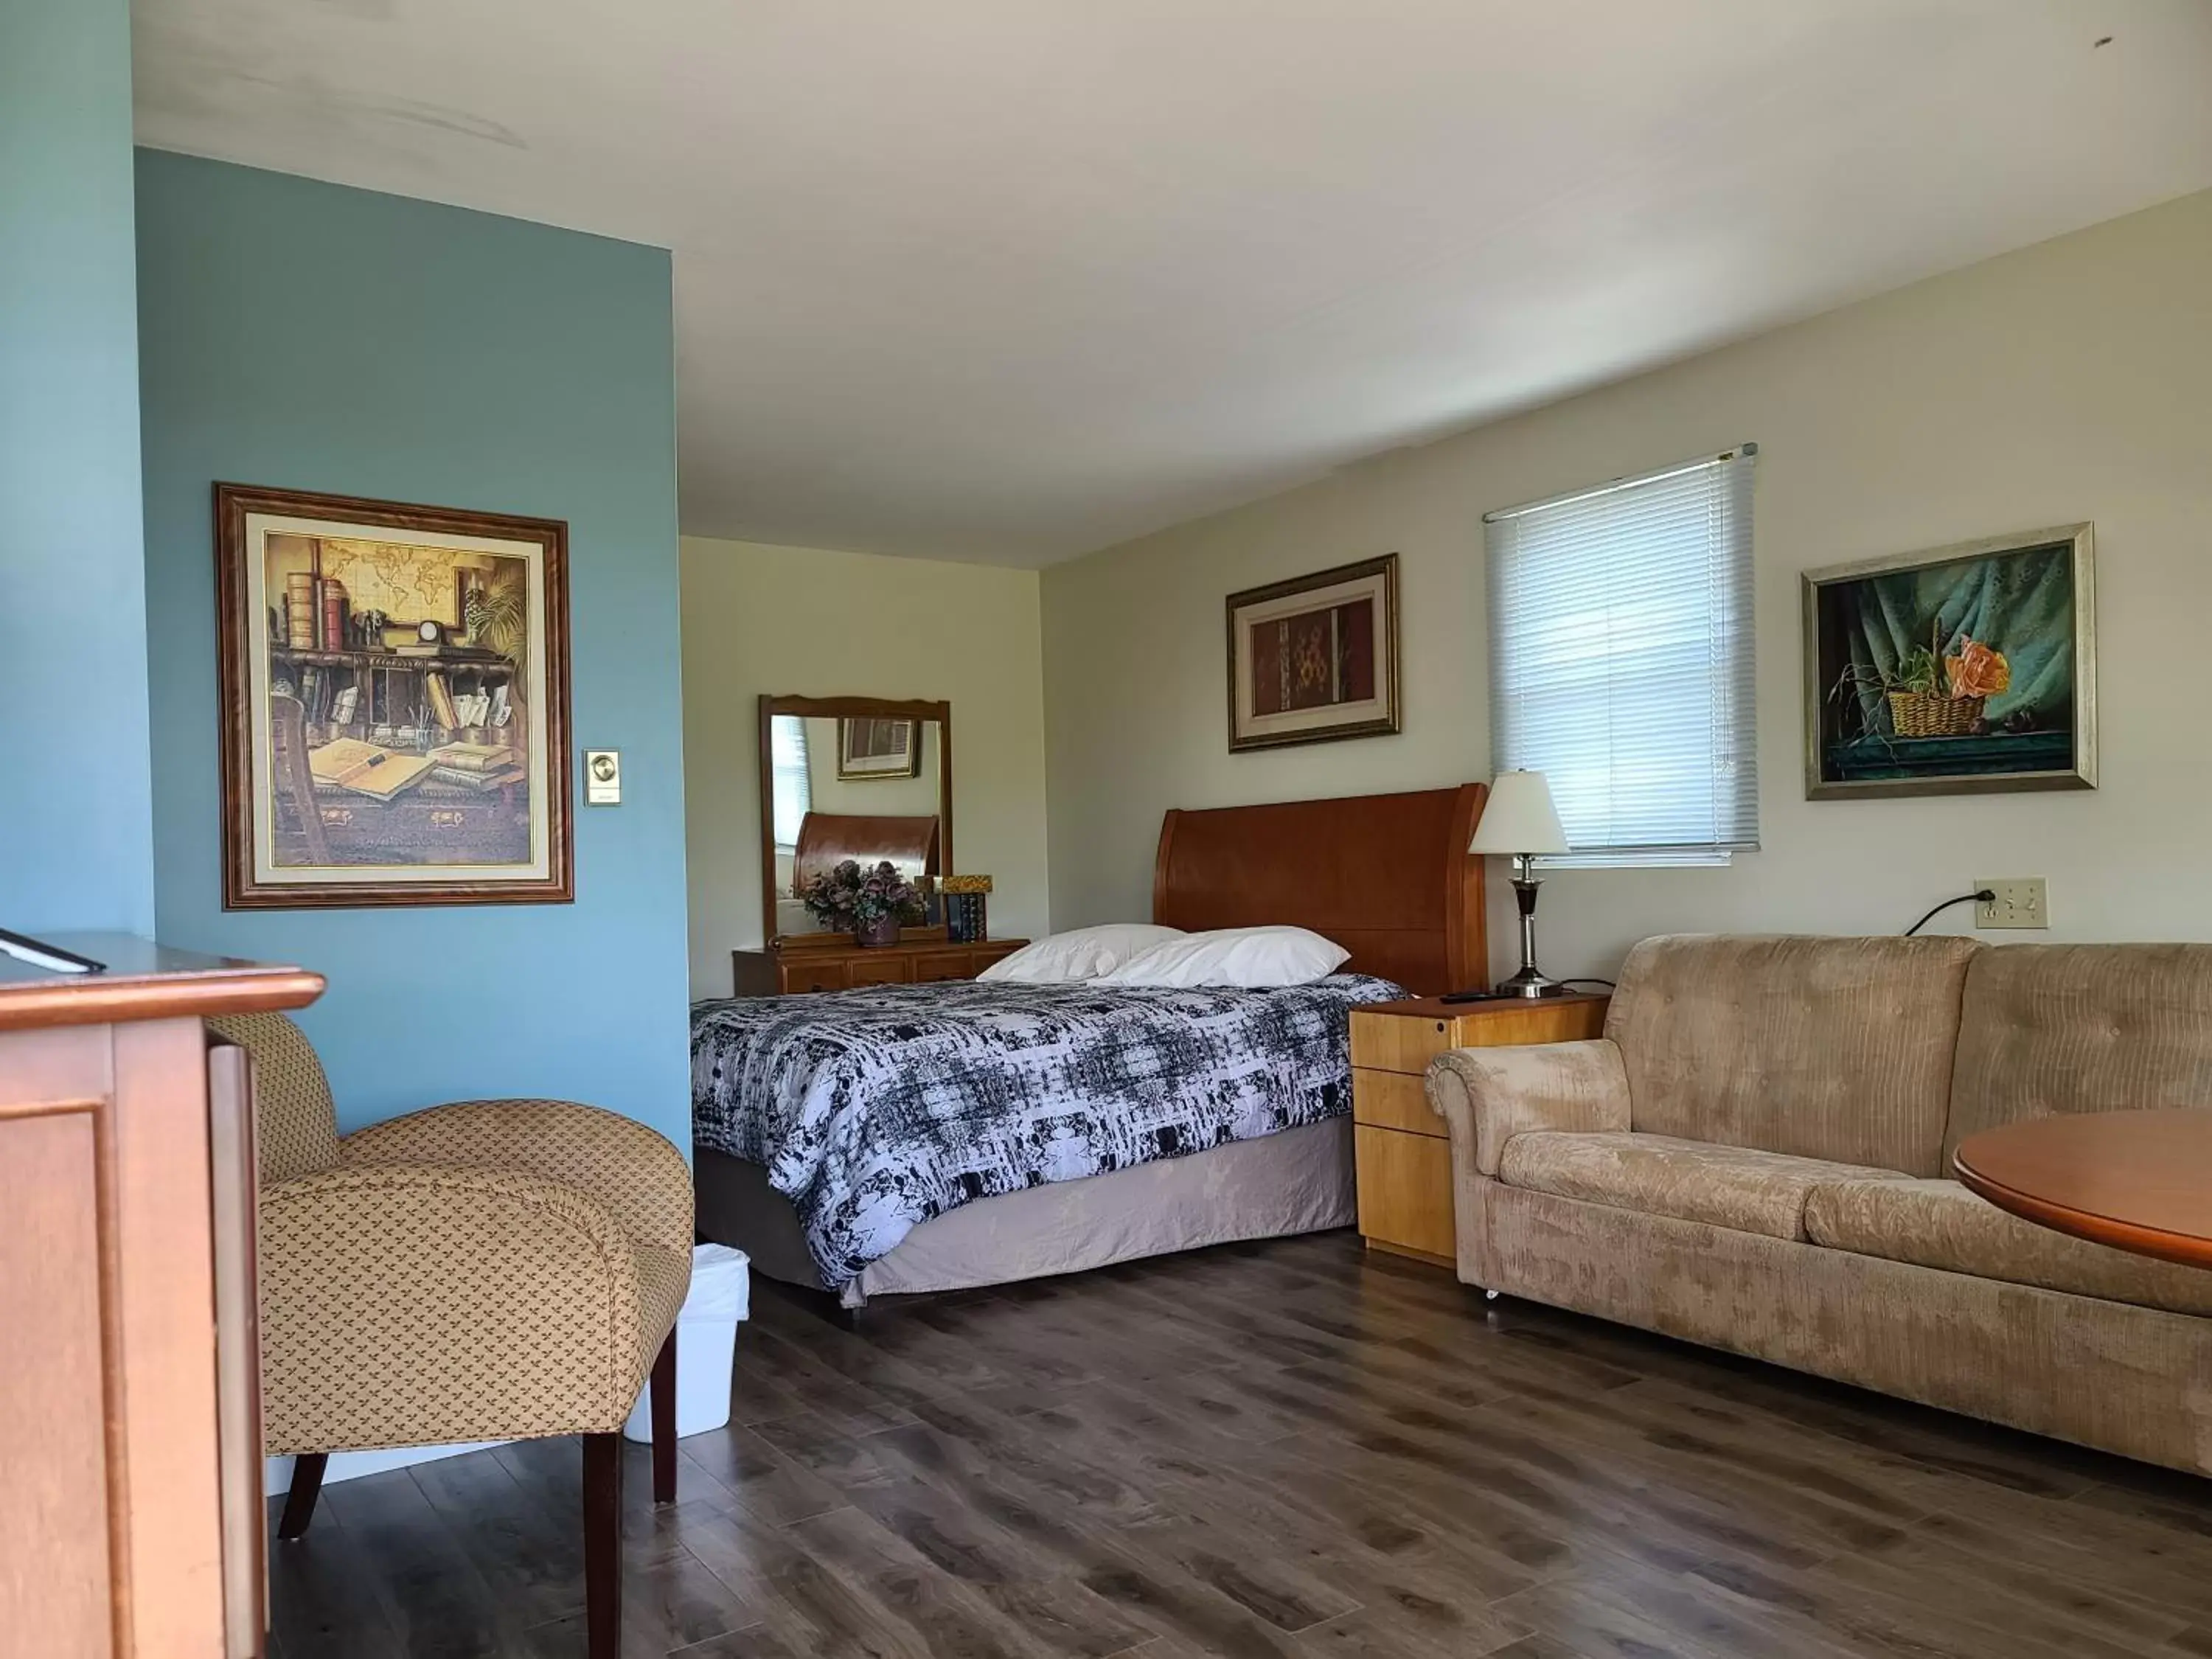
[{"x1": 264, "y1": 1440, "x2": 508, "y2": 1498}]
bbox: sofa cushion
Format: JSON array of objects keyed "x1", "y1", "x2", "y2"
[
  {"x1": 1804, "y1": 1176, "x2": 2212, "y2": 1318},
  {"x1": 1946, "y1": 944, "x2": 2212, "y2": 1161},
  {"x1": 1606, "y1": 934, "x2": 1979, "y2": 1177},
  {"x1": 1497, "y1": 1131, "x2": 1912, "y2": 1241}
]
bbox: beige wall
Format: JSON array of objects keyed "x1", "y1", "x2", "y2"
[
  {"x1": 1042, "y1": 189, "x2": 2212, "y2": 984},
  {"x1": 682, "y1": 538, "x2": 1049, "y2": 995}
]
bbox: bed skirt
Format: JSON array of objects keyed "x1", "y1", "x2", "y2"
[{"x1": 696, "y1": 1116, "x2": 1354, "y2": 1309}]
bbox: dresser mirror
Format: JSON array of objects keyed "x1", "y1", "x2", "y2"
[{"x1": 758, "y1": 694, "x2": 951, "y2": 942}]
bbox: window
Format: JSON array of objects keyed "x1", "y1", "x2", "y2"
[
  {"x1": 770, "y1": 717, "x2": 811, "y2": 852},
  {"x1": 1485, "y1": 445, "x2": 1757, "y2": 867}
]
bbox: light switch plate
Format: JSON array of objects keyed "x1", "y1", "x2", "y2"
[
  {"x1": 1975, "y1": 877, "x2": 2048, "y2": 930},
  {"x1": 584, "y1": 749, "x2": 621, "y2": 805}
]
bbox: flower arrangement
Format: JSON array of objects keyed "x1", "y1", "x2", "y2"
[
  {"x1": 1828, "y1": 619, "x2": 2013, "y2": 741},
  {"x1": 801, "y1": 859, "x2": 925, "y2": 940}
]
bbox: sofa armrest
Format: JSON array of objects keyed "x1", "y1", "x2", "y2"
[
  {"x1": 1425, "y1": 1039, "x2": 1632, "y2": 1177},
  {"x1": 257, "y1": 1163, "x2": 647, "y2": 1450},
  {"x1": 343, "y1": 1098, "x2": 692, "y2": 1255}
]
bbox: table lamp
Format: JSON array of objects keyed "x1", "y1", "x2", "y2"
[{"x1": 1466, "y1": 769, "x2": 1571, "y2": 998}]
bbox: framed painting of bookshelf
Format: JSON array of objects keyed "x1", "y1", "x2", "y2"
[{"x1": 214, "y1": 482, "x2": 574, "y2": 908}]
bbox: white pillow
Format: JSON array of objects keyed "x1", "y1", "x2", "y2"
[
  {"x1": 1093, "y1": 926, "x2": 1351, "y2": 989},
  {"x1": 978, "y1": 924, "x2": 1186, "y2": 984}
]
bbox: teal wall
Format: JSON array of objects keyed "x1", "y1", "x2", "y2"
[
  {"x1": 136, "y1": 151, "x2": 692, "y2": 1147},
  {"x1": 1, "y1": 0, "x2": 154, "y2": 931}
]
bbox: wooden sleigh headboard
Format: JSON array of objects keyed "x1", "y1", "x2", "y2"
[
  {"x1": 790, "y1": 812, "x2": 942, "y2": 891},
  {"x1": 1150, "y1": 783, "x2": 1489, "y2": 997}
]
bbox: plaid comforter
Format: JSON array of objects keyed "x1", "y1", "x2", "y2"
[{"x1": 689, "y1": 974, "x2": 1402, "y2": 1287}]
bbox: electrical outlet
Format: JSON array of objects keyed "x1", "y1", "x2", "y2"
[{"x1": 1975, "y1": 877, "x2": 2048, "y2": 931}]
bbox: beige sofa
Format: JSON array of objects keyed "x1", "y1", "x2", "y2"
[{"x1": 1425, "y1": 935, "x2": 2212, "y2": 1474}]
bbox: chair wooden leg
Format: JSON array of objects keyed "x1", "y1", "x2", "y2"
[
  {"x1": 276, "y1": 1453, "x2": 327, "y2": 1541},
  {"x1": 582, "y1": 1433, "x2": 622, "y2": 1658},
  {"x1": 650, "y1": 1326, "x2": 678, "y2": 1506}
]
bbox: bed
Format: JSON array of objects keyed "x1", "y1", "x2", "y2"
[{"x1": 691, "y1": 782, "x2": 1489, "y2": 1307}]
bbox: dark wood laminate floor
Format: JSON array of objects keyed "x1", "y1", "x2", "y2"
[{"x1": 268, "y1": 1230, "x2": 2212, "y2": 1658}]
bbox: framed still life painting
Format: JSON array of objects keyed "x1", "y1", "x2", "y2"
[
  {"x1": 1804, "y1": 523, "x2": 2096, "y2": 800},
  {"x1": 215, "y1": 483, "x2": 574, "y2": 908},
  {"x1": 1225, "y1": 554, "x2": 1401, "y2": 752}
]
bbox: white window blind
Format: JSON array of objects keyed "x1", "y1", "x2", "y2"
[
  {"x1": 771, "y1": 719, "x2": 811, "y2": 853},
  {"x1": 1485, "y1": 445, "x2": 1758, "y2": 868}
]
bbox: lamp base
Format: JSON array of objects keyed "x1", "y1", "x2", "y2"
[
  {"x1": 1439, "y1": 981, "x2": 1567, "y2": 1004},
  {"x1": 1498, "y1": 863, "x2": 1562, "y2": 998},
  {"x1": 1492, "y1": 967, "x2": 1565, "y2": 1000}
]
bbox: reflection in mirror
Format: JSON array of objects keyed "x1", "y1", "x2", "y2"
[{"x1": 768, "y1": 711, "x2": 946, "y2": 937}]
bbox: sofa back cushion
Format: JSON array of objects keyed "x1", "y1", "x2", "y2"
[
  {"x1": 1945, "y1": 944, "x2": 2212, "y2": 1161},
  {"x1": 1607, "y1": 934, "x2": 1980, "y2": 1176}
]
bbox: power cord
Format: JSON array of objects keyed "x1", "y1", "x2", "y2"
[{"x1": 1903, "y1": 889, "x2": 1994, "y2": 937}]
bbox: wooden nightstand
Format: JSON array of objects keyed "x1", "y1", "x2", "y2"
[{"x1": 1350, "y1": 992, "x2": 1610, "y2": 1268}]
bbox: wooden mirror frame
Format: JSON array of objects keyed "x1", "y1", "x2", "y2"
[{"x1": 757, "y1": 694, "x2": 953, "y2": 947}]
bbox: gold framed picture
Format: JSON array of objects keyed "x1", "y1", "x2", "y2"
[
  {"x1": 1804, "y1": 524, "x2": 2096, "y2": 800},
  {"x1": 1225, "y1": 554, "x2": 1401, "y2": 752},
  {"x1": 215, "y1": 482, "x2": 573, "y2": 908},
  {"x1": 837, "y1": 716, "x2": 922, "y2": 779}
]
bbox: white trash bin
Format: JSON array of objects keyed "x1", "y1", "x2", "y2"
[{"x1": 624, "y1": 1243, "x2": 750, "y2": 1442}]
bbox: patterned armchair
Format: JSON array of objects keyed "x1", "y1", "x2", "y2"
[{"x1": 210, "y1": 1012, "x2": 692, "y2": 1659}]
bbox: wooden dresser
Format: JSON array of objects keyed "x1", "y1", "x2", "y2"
[
  {"x1": 731, "y1": 936, "x2": 1028, "y2": 996},
  {"x1": 0, "y1": 936, "x2": 322, "y2": 1659},
  {"x1": 1350, "y1": 992, "x2": 1609, "y2": 1268}
]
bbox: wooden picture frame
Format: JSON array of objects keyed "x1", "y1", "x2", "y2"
[
  {"x1": 836, "y1": 716, "x2": 923, "y2": 780},
  {"x1": 215, "y1": 482, "x2": 574, "y2": 908},
  {"x1": 1225, "y1": 554, "x2": 1401, "y2": 752},
  {"x1": 1804, "y1": 523, "x2": 2096, "y2": 800}
]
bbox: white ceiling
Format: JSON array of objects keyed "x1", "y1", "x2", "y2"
[{"x1": 133, "y1": 1, "x2": 2212, "y2": 566}]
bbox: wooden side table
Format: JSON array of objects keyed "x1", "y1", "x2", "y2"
[
  {"x1": 1349, "y1": 992, "x2": 1610, "y2": 1267},
  {"x1": 1954, "y1": 1108, "x2": 2212, "y2": 1270}
]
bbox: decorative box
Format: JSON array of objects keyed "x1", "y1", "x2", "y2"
[{"x1": 941, "y1": 874, "x2": 993, "y2": 943}]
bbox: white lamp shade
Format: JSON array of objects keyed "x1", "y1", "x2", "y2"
[{"x1": 1468, "y1": 770, "x2": 1570, "y2": 855}]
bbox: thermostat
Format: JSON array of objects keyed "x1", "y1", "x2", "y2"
[{"x1": 584, "y1": 749, "x2": 621, "y2": 805}]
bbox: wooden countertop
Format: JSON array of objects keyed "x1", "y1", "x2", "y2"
[{"x1": 0, "y1": 933, "x2": 324, "y2": 1031}]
